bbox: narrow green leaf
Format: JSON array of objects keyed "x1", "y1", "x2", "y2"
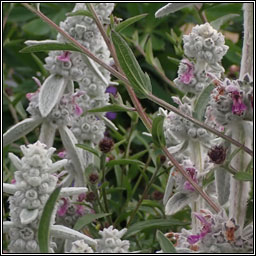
[
  {"x1": 210, "y1": 14, "x2": 240, "y2": 30},
  {"x1": 115, "y1": 13, "x2": 148, "y2": 32},
  {"x1": 88, "y1": 104, "x2": 135, "y2": 113},
  {"x1": 38, "y1": 186, "x2": 62, "y2": 253},
  {"x1": 145, "y1": 38, "x2": 154, "y2": 65},
  {"x1": 152, "y1": 115, "x2": 166, "y2": 147},
  {"x1": 193, "y1": 84, "x2": 215, "y2": 121},
  {"x1": 76, "y1": 143, "x2": 100, "y2": 157},
  {"x1": 167, "y1": 56, "x2": 180, "y2": 66},
  {"x1": 106, "y1": 159, "x2": 145, "y2": 168},
  {"x1": 111, "y1": 30, "x2": 152, "y2": 99},
  {"x1": 74, "y1": 213, "x2": 111, "y2": 230},
  {"x1": 20, "y1": 42, "x2": 80, "y2": 53},
  {"x1": 66, "y1": 10, "x2": 93, "y2": 18},
  {"x1": 124, "y1": 219, "x2": 187, "y2": 238},
  {"x1": 233, "y1": 172, "x2": 253, "y2": 181},
  {"x1": 156, "y1": 230, "x2": 177, "y2": 253}
]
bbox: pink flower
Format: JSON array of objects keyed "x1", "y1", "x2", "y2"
[
  {"x1": 57, "y1": 51, "x2": 71, "y2": 62},
  {"x1": 180, "y1": 59, "x2": 194, "y2": 84},
  {"x1": 75, "y1": 205, "x2": 86, "y2": 216},
  {"x1": 11, "y1": 179, "x2": 16, "y2": 184},
  {"x1": 187, "y1": 212, "x2": 212, "y2": 245},
  {"x1": 183, "y1": 168, "x2": 198, "y2": 191},
  {"x1": 231, "y1": 91, "x2": 247, "y2": 116},
  {"x1": 74, "y1": 104, "x2": 83, "y2": 116},
  {"x1": 58, "y1": 150, "x2": 67, "y2": 158},
  {"x1": 57, "y1": 198, "x2": 69, "y2": 216}
]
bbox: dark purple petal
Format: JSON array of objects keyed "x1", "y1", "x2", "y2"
[
  {"x1": 106, "y1": 112, "x2": 117, "y2": 120},
  {"x1": 78, "y1": 193, "x2": 86, "y2": 202},
  {"x1": 105, "y1": 86, "x2": 117, "y2": 96}
]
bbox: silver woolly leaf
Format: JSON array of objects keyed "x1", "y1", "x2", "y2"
[
  {"x1": 3, "y1": 118, "x2": 42, "y2": 147},
  {"x1": 215, "y1": 167, "x2": 230, "y2": 206},
  {"x1": 59, "y1": 126, "x2": 86, "y2": 186},
  {"x1": 50, "y1": 225, "x2": 97, "y2": 246},
  {"x1": 3, "y1": 221, "x2": 15, "y2": 233},
  {"x1": 3, "y1": 183, "x2": 17, "y2": 194},
  {"x1": 165, "y1": 192, "x2": 199, "y2": 215},
  {"x1": 24, "y1": 40, "x2": 59, "y2": 46},
  {"x1": 39, "y1": 74, "x2": 68, "y2": 117},
  {"x1": 8, "y1": 153, "x2": 22, "y2": 170},
  {"x1": 20, "y1": 208, "x2": 39, "y2": 225},
  {"x1": 163, "y1": 167, "x2": 175, "y2": 205},
  {"x1": 59, "y1": 187, "x2": 88, "y2": 197},
  {"x1": 155, "y1": 3, "x2": 193, "y2": 18}
]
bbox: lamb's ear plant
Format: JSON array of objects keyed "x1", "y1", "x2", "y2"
[{"x1": 3, "y1": 2, "x2": 253, "y2": 254}]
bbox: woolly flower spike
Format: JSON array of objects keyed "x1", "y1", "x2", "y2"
[
  {"x1": 69, "y1": 240, "x2": 94, "y2": 253},
  {"x1": 72, "y1": 114, "x2": 106, "y2": 144},
  {"x1": 3, "y1": 141, "x2": 94, "y2": 253},
  {"x1": 209, "y1": 74, "x2": 253, "y2": 126},
  {"x1": 165, "y1": 209, "x2": 253, "y2": 253},
  {"x1": 174, "y1": 59, "x2": 210, "y2": 93},
  {"x1": 44, "y1": 51, "x2": 85, "y2": 81},
  {"x1": 183, "y1": 23, "x2": 228, "y2": 69},
  {"x1": 96, "y1": 225, "x2": 130, "y2": 253}
]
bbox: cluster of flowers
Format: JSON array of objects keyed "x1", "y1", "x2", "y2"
[{"x1": 164, "y1": 209, "x2": 253, "y2": 253}]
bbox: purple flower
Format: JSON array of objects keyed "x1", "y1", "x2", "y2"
[
  {"x1": 183, "y1": 168, "x2": 198, "y2": 191},
  {"x1": 187, "y1": 234, "x2": 201, "y2": 245},
  {"x1": 58, "y1": 150, "x2": 67, "y2": 159},
  {"x1": 231, "y1": 91, "x2": 247, "y2": 116},
  {"x1": 180, "y1": 59, "x2": 194, "y2": 84},
  {"x1": 74, "y1": 104, "x2": 83, "y2": 116},
  {"x1": 57, "y1": 51, "x2": 71, "y2": 62},
  {"x1": 105, "y1": 112, "x2": 117, "y2": 120},
  {"x1": 187, "y1": 212, "x2": 212, "y2": 244},
  {"x1": 75, "y1": 205, "x2": 86, "y2": 216},
  {"x1": 105, "y1": 86, "x2": 117, "y2": 96},
  {"x1": 57, "y1": 198, "x2": 69, "y2": 216}
]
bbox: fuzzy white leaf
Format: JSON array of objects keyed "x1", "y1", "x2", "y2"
[
  {"x1": 39, "y1": 74, "x2": 68, "y2": 117},
  {"x1": 167, "y1": 141, "x2": 187, "y2": 154},
  {"x1": 155, "y1": 3, "x2": 193, "y2": 18},
  {"x1": 48, "y1": 159, "x2": 68, "y2": 174},
  {"x1": 59, "y1": 187, "x2": 88, "y2": 197},
  {"x1": 163, "y1": 167, "x2": 175, "y2": 205},
  {"x1": 20, "y1": 208, "x2": 39, "y2": 225},
  {"x1": 81, "y1": 54, "x2": 109, "y2": 86},
  {"x1": 59, "y1": 126, "x2": 86, "y2": 186},
  {"x1": 50, "y1": 225, "x2": 97, "y2": 246},
  {"x1": 3, "y1": 221, "x2": 15, "y2": 233},
  {"x1": 215, "y1": 167, "x2": 230, "y2": 205},
  {"x1": 165, "y1": 192, "x2": 199, "y2": 215},
  {"x1": 3, "y1": 183, "x2": 17, "y2": 194},
  {"x1": 60, "y1": 174, "x2": 75, "y2": 187},
  {"x1": 100, "y1": 115, "x2": 118, "y2": 131},
  {"x1": 25, "y1": 40, "x2": 59, "y2": 46},
  {"x1": 8, "y1": 153, "x2": 22, "y2": 170},
  {"x1": 3, "y1": 118, "x2": 42, "y2": 147}
]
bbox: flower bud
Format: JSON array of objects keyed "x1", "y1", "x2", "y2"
[
  {"x1": 89, "y1": 172, "x2": 99, "y2": 184},
  {"x1": 208, "y1": 145, "x2": 226, "y2": 164},
  {"x1": 99, "y1": 137, "x2": 114, "y2": 153}
]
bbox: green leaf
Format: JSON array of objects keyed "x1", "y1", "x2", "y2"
[
  {"x1": 111, "y1": 30, "x2": 152, "y2": 99},
  {"x1": 145, "y1": 37, "x2": 154, "y2": 65},
  {"x1": 156, "y1": 230, "x2": 177, "y2": 253},
  {"x1": 23, "y1": 19, "x2": 50, "y2": 36},
  {"x1": 193, "y1": 84, "x2": 215, "y2": 121},
  {"x1": 152, "y1": 115, "x2": 166, "y2": 147},
  {"x1": 38, "y1": 186, "x2": 62, "y2": 253},
  {"x1": 167, "y1": 56, "x2": 180, "y2": 66},
  {"x1": 74, "y1": 213, "x2": 111, "y2": 231},
  {"x1": 88, "y1": 104, "x2": 135, "y2": 113},
  {"x1": 210, "y1": 14, "x2": 240, "y2": 30},
  {"x1": 124, "y1": 218, "x2": 187, "y2": 238},
  {"x1": 66, "y1": 10, "x2": 93, "y2": 18},
  {"x1": 76, "y1": 143, "x2": 100, "y2": 157},
  {"x1": 106, "y1": 159, "x2": 145, "y2": 168},
  {"x1": 233, "y1": 172, "x2": 253, "y2": 181},
  {"x1": 20, "y1": 42, "x2": 80, "y2": 53},
  {"x1": 115, "y1": 13, "x2": 148, "y2": 32}
]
